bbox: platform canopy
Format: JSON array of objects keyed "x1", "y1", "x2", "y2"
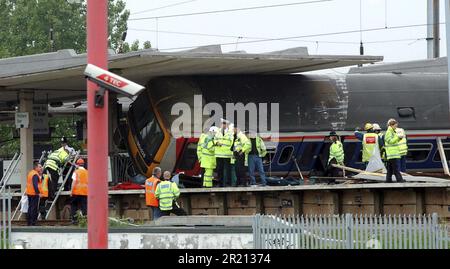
[{"x1": 0, "y1": 45, "x2": 383, "y2": 107}]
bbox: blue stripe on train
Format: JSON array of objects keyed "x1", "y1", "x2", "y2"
[{"x1": 262, "y1": 139, "x2": 449, "y2": 173}]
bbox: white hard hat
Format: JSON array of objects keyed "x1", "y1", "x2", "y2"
[
  {"x1": 209, "y1": 126, "x2": 219, "y2": 133},
  {"x1": 372, "y1": 123, "x2": 381, "y2": 131}
]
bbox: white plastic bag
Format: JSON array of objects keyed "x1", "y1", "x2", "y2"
[
  {"x1": 365, "y1": 145, "x2": 386, "y2": 173},
  {"x1": 20, "y1": 195, "x2": 28, "y2": 213}
]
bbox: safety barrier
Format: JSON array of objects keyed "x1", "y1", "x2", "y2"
[
  {"x1": 252, "y1": 213, "x2": 449, "y2": 249},
  {"x1": 0, "y1": 190, "x2": 12, "y2": 249},
  {"x1": 110, "y1": 153, "x2": 134, "y2": 184}
]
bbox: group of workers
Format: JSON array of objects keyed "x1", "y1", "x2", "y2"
[
  {"x1": 24, "y1": 117, "x2": 409, "y2": 224},
  {"x1": 327, "y1": 118, "x2": 408, "y2": 183},
  {"x1": 25, "y1": 137, "x2": 88, "y2": 226},
  {"x1": 145, "y1": 167, "x2": 186, "y2": 220},
  {"x1": 197, "y1": 119, "x2": 268, "y2": 188}
]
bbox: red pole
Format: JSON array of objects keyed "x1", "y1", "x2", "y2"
[{"x1": 87, "y1": 0, "x2": 108, "y2": 249}]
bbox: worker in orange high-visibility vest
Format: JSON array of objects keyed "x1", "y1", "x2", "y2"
[
  {"x1": 145, "y1": 167, "x2": 162, "y2": 220},
  {"x1": 26, "y1": 161, "x2": 42, "y2": 226},
  {"x1": 38, "y1": 173, "x2": 49, "y2": 219},
  {"x1": 70, "y1": 158, "x2": 88, "y2": 224}
]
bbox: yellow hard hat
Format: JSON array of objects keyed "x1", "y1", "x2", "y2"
[{"x1": 364, "y1": 123, "x2": 374, "y2": 131}]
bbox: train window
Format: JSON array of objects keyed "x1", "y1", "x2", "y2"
[
  {"x1": 432, "y1": 143, "x2": 450, "y2": 162},
  {"x1": 129, "y1": 93, "x2": 164, "y2": 163},
  {"x1": 406, "y1": 143, "x2": 432, "y2": 162},
  {"x1": 177, "y1": 143, "x2": 198, "y2": 170},
  {"x1": 299, "y1": 143, "x2": 318, "y2": 168},
  {"x1": 397, "y1": 107, "x2": 415, "y2": 121},
  {"x1": 278, "y1": 146, "x2": 294, "y2": 165}
]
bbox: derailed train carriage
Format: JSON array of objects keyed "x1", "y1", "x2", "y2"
[{"x1": 121, "y1": 71, "x2": 450, "y2": 181}]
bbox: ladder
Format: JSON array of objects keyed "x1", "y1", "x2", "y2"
[
  {"x1": 12, "y1": 150, "x2": 76, "y2": 220},
  {"x1": 0, "y1": 152, "x2": 22, "y2": 194},
  {"x1": 43, "y1": 150, "x2": 80, "y2": 220}
]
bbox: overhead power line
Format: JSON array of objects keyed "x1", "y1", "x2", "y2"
[
  {"x1": 129, "y1": 0, "x2": 333, "y2": 21},
  {"x1": 0, "y1": 23, "x2": 440, "y2": 66},
  {"x1": 130, "y1": 0, "x2": 198, "y2": 16},
  {"x1": 157, "y1": 22, "x2": 443, "y2": 51},
  {"x1": 129, "y1": 28, "x2": 424, "y2": 45}
]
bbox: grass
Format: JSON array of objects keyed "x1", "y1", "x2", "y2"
[
  {"x1": 0, "y1": 231, "x2": 9, "y2": 249},
  {"x1": 75, "y1": 212, "x2": 142, "y2": 228}
]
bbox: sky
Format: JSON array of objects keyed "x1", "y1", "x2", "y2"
[{"x1": 123, "y1": 0, "x2": 447, "y2": 71}]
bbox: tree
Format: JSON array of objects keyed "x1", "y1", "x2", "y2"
[
  {"x1": 0, "y1": 0, "x2": 130, "y2": 156},
  {"x1": 143, "y1": 41, "x2": 152, "y2": 49},
  {"x1": 0, "y1": 0, "x2": 130, "y2": 57},
  {"x1": 130, "y1": 40, "x2": 140, "y2": 51},
  {"x1": 121, "y1": 39, "x2": 151, "y2": 53}
]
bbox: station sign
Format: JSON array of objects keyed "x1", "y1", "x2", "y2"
[
  {"x1": 15, "y1": 112, "x2": 29, "y2": 128},
  {"x1": 33, "y1": 104, "x2": 49, "y2": 135}
]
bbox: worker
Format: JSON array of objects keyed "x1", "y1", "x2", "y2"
[
  {"x1": 70, "y1": 158, "x2": 88, "y2": 224},
  {"x1": 214, "y1": 119, "x2": 234, "y2": 187},
  {"x1": 197, "y1": 127, "x2": 209, "y2": 183},
  {"x1": 38, "y1": 173, "x2": 49, "y2": 219},
  {"x1": 62, "y1": 137, "x2": 77, "y2": 191},
  {"x1": 26, "y1": 161, "x2": 42, "y2": 226},
  {"x1": 325, "y1": 131, "x2": 344, "y2": 183},
  {"x1": 373, "y1": 123, "x2": 386, "y2": 163},
  {"x1": 232, "y1": 127, "x2": 251, "y2": 186},
  {"x1": 246, "y1": 131, "x2": 267, "y2": 186},
  {"x1": 43, "y1": 138, "x2": 70, "y2": 201},
  {"x1": 396, "y1": 127, "x2": 408, "y2": 172},
  {"x1": 384, "y1": 119, "x2": 405, "y2": 183},
  {"x1": 355, "y1": 123, "x2": 379, "y2": 168},
  {"x1": 145, "y1": 167, "x2": 162, "y2": 220},
  {"x1": 200, "y1": 127, "x2": 218, "y2": 187},
  {"x1": 155, "y1": 171, "x2": 187, "y2": 216}
]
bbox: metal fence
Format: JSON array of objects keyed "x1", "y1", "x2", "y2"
[
  {"x1": 110, "y1": 153, "x2": 134, "y2": 184},
  {"x1": 253, "y1": 213, "x2": 449, "y2": 249},
  {"x1": 0, "y1": 189, "x2": 12, "y2": 249}
]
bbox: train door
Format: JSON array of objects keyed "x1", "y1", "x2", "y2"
[
  {"x1": 265, "y1": 139, "x2": 303, "y2": 177},
  {"x1": 295, "y1": 136, "x2": 326, "y2": 175},
  {"x1": 174, "y1": 137, "x2": 202, "y2": 176}
]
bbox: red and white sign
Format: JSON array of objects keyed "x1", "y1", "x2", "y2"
[
  {"x1": 84, "y1": 64, "x2": 145, "y2": 97},
  {"x1": 96, "y1": 74, "x2": 128, "y2": 89}
]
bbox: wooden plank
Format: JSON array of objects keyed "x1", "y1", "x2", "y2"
[
  {"x1": 342, "y1": 205, "x2": 375, "y2": 215},
  {"x1": 425, "y1": 205, "x2": 450, "y2": 218},
  {"x1": 374, "y1": 190, "x2": 383, "y2": 215},
  {"x1": 383, "y1": 190, "x2": 416, "y2": 204},
  {"x1": 303, "y1": 191, "x2": 335, "y2": 204},
  {"x1": 383, "y1": 205, "x2": 417, "y2": 215},
  {"x1": 341, "y1": 189, "x2": 375, "y2": 205},
  {"x1": 293, "y1": 192, "x2": 302, "y2": 216},
  {"x1": 333, "y1": 164, "x2": 448, "y2": 183},
  {"x1": 191, "y1": 208, "x2": 219, "y2": 215},
  {"x1": 227, "y1": 192, "x2": 256, "y2": 208},
  {"x1": 416, "y1": 189, "x2": 425, "y2": 215},
  {"x1": 303, "y1": 204, "x2": 335, "y2": 215},
  {"x1": 264, "y1": 207, "x2": 295, "y2": 216},
  {"x1": 424, "y1": 188, "x2": 447, "y2": 205},
  {"x1": 262, "y1": 192, "x2": 296, "y2": 208},
  {"x1": 227, "y1": 208, "x2": 258, "y2": 215},
  {"x1": 190, "y1": 194, "x2": 222, "y2": 209},
  {"x1": 255, "y1": 192, "x2": 264, "y2": 214}
]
